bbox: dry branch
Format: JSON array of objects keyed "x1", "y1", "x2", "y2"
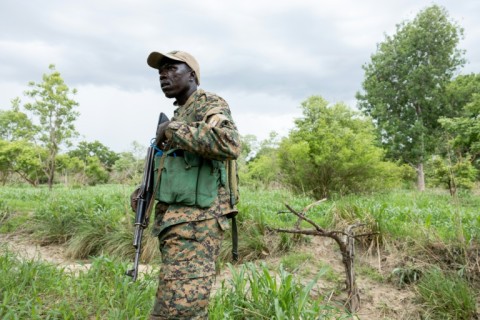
[{"x1": 270, "y1": 200, "x2": 376, "y2": 313}]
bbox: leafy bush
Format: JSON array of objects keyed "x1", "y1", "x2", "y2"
[
  {"x1": 427, "y1": 155, "x2": 478, "y2": 193},
  {"x1": 278, "y1": 96, "x2": 404, "y2": 198}
]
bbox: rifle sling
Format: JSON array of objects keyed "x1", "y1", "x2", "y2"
[{"x1": 231, "y1": 216, "x2": 238, "y2": 261}]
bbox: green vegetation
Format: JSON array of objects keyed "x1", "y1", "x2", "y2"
[
  {"x1": 24, "y1": 64, "x2": 80, "y2": 189},
  {"x1": 416, "y1": 268, "x2": 477, "y2": 319},
  {"x1": 281, "y1": 252, "x2": 314, "y2": 273},
  {"x1": 0, "y1": 252, "x2": 157, "y2": 319},
  {"x1": 1, "y1": 185, "x2": 478, "y2": 318},
  {"x1": 0, "y1": 250, "x2": 348, "y2": 319},
  {"x1": 357, "y1": 5, "x2": 466, "y2": 190},
  {"x1": 278, "y1": 96, "x2": 404, "y2": 198},
  {"x1": 1, "y1": 185, "x2": 479, "y2": 260},
  {"x1": 209, "y1": 263, "x2": 350, "y2": 320},
  {"x1": 1, "y1": 4, "x2": 479, "y2": 319}
]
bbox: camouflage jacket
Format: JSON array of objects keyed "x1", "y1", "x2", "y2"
[{"x1": 152, "y1": 89, "x2": 241, "y2": 236}]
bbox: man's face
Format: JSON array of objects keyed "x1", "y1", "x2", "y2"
[{"x1": 158, "y1": 59, "x2": 194, "y2": 99}]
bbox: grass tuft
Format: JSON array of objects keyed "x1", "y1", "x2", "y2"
[
  {"x1": 209, "y1": 262, "x2": 351, "y2": 319},
  {"x1": 416, "y1": 268, "x2": 477, "y2": 320}
]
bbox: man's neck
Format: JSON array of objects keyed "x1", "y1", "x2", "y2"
[{"x1": 175, "y1": 87, "x2": 197, "y2": 106}]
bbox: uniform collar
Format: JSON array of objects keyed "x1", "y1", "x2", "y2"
[{"x1": 173, "y1": 89, "x2": 203, "y2": 107}]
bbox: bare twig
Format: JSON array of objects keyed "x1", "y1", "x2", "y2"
[
  {"x1": 302, "y1": 198, "x2": 327, "y2": 214},
  {"x1": 270, "y1": 200, "x2": 367, "y2": 313},
  {"x1": 292, "y1": 198, "x2": 327, "y2": 230},
  {"x1": 285, "y1": 203, "x2": 325, "y2": 233}
]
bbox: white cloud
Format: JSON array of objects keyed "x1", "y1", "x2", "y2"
[{"x1": 1, "y1": 0, "x2": 479, "y2": 152}]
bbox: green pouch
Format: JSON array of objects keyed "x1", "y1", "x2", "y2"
[
  {"x1": 154, "y1": 150, "x2": 220, "y2": 208},
  {"x1": 196, "y1": 159, "x2": 222, "y2": 208}
]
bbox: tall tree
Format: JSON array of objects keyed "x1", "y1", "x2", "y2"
[
  {"x1": 24, "y1": 64, "x2": 80, "y2": 189},
  {"x1": 356, "y1": 5, "x2": 465, "y2": 190}
]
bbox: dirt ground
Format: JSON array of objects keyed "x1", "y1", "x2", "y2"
[{"x1": 0, "y1": 232, "x2": 430, "y2": 320}]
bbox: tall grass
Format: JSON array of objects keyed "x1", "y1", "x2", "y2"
[
  {"x1": 416, "y1": 268, "x2": 477, "y2": 320},
  {"x1": 0, "y1": 250, "x2": 351, "y2": 319},
  {"x1": 1, "y1": 185, "x2": 479, "y2": 267},
  {"x1": 1, "y1": 184, "x2": 479, "y2": 318},
  {"x1": 0, "y1": 250, "x2": 157, "y2": 319},
  {"x1": 322, "y1": 189, "x2": 480, "y2": 245},
  {"x1": 0, "y1": 184, "x2": 161, "y2": 263},
  {"x1": 209, "y1": 262, "x2": 350, "y2": 319},
  {"x1": 218, "y1": 187, "x2": 320, "y2": 263}
]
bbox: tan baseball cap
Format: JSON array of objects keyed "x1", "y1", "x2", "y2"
[{"x1": 147, "y1": 50, "x2": 200, "y2": 85}]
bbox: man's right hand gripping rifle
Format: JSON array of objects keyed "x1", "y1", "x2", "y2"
[{"x1": 126, "y1": 112, "x2": 170, "y2": 281}]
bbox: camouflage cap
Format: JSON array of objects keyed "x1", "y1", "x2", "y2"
[{"x1": 147, "y1": 50, "x2": 200, "y2": 85}]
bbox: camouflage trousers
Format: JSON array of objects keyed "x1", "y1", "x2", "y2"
[{"x1": 150, "y1": 217, "x2": 225, "y2": 320}]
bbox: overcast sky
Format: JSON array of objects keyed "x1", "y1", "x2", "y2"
[{"x1": 1, "y1": 0, "x2": 479, "y2": 152}]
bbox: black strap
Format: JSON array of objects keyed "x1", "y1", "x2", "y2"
[{"x1": 231, "y1": 216, "x2": 238, "y2": 261}]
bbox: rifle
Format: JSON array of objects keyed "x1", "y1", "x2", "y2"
[{"x1": 126, "y1": 112, "x2": 169, "y2": 281}]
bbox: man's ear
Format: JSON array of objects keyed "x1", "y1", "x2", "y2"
[{"x1": 190, "y1": 70, "x2": 198, "y2": 84}]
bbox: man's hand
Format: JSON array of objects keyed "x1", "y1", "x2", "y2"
[
  {"x1": 130, "y1": 186, "x2": 141, "y2": 212},
  {"x1": 155, "y1": 121, "x2": 171, "y2": 146}
]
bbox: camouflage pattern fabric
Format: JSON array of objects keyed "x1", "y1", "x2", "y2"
[
  {"x1": 150, "y1": 89, "x2": 240, "y2": 318},
  {"x1": 150, "y1": 217, "x2": 226, "y2": 320},
  {"x1": 152, "y1": 89, "x2": 240, "y2": 237},
  {"x1": 152, "y1": 186, "x2": 232, "y2": 237},
  {"x1": 165, "y1": 89, "x2": 240, "y2": 162}
]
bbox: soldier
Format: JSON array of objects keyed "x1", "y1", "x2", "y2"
[{"x1": 146, "y1": 50, "x2": 240, "y2": 319}]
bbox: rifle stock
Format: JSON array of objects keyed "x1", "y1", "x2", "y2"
[{"x1": 126, "y1": 112, "x2": 169, "y2": 281}]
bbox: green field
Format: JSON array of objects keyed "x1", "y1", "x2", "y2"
[{"x1": 1, "y1": 185, "x2": 479, "y2": 319}]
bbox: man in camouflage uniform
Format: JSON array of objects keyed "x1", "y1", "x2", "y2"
[{"x1": 146, "y1": 50, "x2": 240, "y2": 319}]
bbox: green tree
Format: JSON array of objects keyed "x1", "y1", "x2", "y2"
[
  {"x1": 24, "y1": 64, "x2": 80, "y2": 189},
  {"x1": 68, "y1": 140, "x2": 119, "y2": 171},
  {"x1": 445, "y1": 74, "x2": 480, "y2": 112},
  {"x1": 0, "y1": 98, "x2": 36, "y2": 141},
  {"x1": 278, "y1": 96, "x2": 402, "y2": 198},
  {"x1": 241, "y1": 133, "x2": 283, "y2": 187},
  {"x1": 110, "y1": 141, "x2": 147, "y2": 184},
  {"x1": 356, "y1": 5, "x2": 465, "y2": 191},
  {"x1": 84, "y1": 156, "x2": 109, "y2": 185},
  {"x1": 56, "y1": 154, "x2": 86, "y2": 185},
  {"x1": 439, "y1": 75, "x2": 480, "y2": 169},
  {"x1": 0, "y1": 140, "x2": 47, "y2": 186},
  {"x1": 111, "y1": 152, "x2": 143, "y2": 183}
]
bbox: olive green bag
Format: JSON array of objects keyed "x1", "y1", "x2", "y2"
[{"x1": 154, "y1": 149, "x2": 223, "y2": 208}]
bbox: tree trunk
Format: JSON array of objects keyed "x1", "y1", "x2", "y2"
[
  {"x1": 47, "y1": 151, "x2": 55, "y2": 190},
  {"x1": 342, "y1": 225, "x2": 360, "y2": 312},
  {"x1": 416, "y1": 163, "x2": 425, "y2": 191}
]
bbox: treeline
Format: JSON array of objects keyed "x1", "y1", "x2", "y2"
[
  {"x1": 1, "y1": 5, "x2": 479, "y2": 196},
  {"x1": 0, "y1": 65, "x2": 145, "y2": 187}
]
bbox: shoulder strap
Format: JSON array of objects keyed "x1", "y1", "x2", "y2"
[{"x1": 203, "y1": 106, "x2": 240, "y2": 261}]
